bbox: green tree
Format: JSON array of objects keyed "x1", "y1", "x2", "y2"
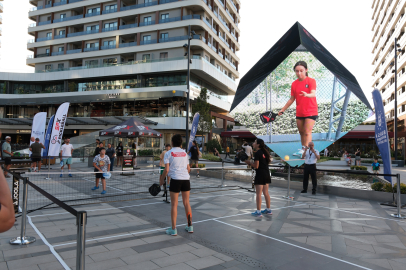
[
  {"x1": 190, "y1": 87, "x2": 213, "y2": 141},
  {"x1": 207, "y1": 139, "x2": 222, "y2": 153}
]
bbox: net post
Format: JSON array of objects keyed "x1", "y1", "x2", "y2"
[
  {"x1": 283, "y1": 165, "x2": 294, "y2": 200},
  {"x1": 391, "y1": 174, "x2": 406, "y2": 219},
  {"x1": 220, "y1": 161, "x2": 225, "y2": 187},
  {"x1": 45, "y1": 156, "x2": 51, "y2": 180},
  {"x1": 76, "y1": 211, "x2": 87, "y2": 270},
  {"x1": 10, "y1": 177, "x2": 36, "y2": 245}
]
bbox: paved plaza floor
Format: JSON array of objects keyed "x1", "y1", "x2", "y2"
[{"x1": 2, "y1": 170, "x2": 406, "y2": 270}]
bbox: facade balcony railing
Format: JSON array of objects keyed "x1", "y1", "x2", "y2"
[
  {"x1": 231, "y1": 31, "x2": 236, "y2": 40},
  {"x1": 210, "y1": 44, "x2": 217, "y2": 53},
  {"x1": 219, "y1": 0, "x2": 225, "y2": 7},
  {"x1": 102, "y1": 26, "x2": 118, "y2": 32},
  {"x1": 54, "y1": 34, "x2": 66, "y2": 39},
  {"x1": 85, "y1": 12, "x2": 100, "y2": 18},
  {"x1": 38, "y1": 20, "x2": 52, "y2": 26},
  {"x1": 67, "y1": 29, "x2": 99, "y2": 37},
  {"x1": 29, "y1": 0, "x2": 83, "y2": 11},
  {"x1": 53, "y1": 14, "x2": 83, "y2": 23},
  {"x1": 37, "y1": 36, "x2": 52, "y2": 42},
  {"x1": 229, "y1": 1, "x2": 238, "y2": 13},
  {"x1": 121, "y1": 1, "x2": 158, "y2": 11},
  {"x1": 159, "y1": 35, "x2": 189, "y2": 43},
  {"x1": 204, "y1": 19, "x2": 212, "y2": 29},
  {"x1": 202, "y1": 36, "x2": 206, "y2": 43},
  {"x1": 53, "y1": 1, "x2": 68, "y2": 7},
  {"x1": 140, "y1": 39, "x2": 157, "y2": 45},
  {"x1": 36, "y1": 53, "x2": 50, "y2": 58},
  {"x1": 27, "y1": 39, "x2": 35, "y2": 44},
  {"x1": 51, "y1": 51, "x2": 65, "y2": 56},
  {"x1": 183, "y1": 14, "x2": 201, "y2": 20},
  {"x1": 225, "y1": 58, "x2": 230, "y2": 64},
  {"x1": 219, "y1": 35, "x2": 225, "y2": 43},
  {"x1": 159, "y1": 16, "x2": 181, "y2": 24},
  {"x1": 119, "y1": 42, "x2": 137, "y2": 48},
  {"x1": 209, "y1": 4, "x2": 212, "y2": 10},
  {"x1": 83, "y1": 47, "x2": 99, "y2": 52},
  {"x1": 102, "y1": 8, "x2": 118, "y2": 15},
  {"x1": 218, "y1": 51, "x2": 223, "y2": 58},
  {"x1": 218, "y1": 16, "x2": 230, "y2": 31},
  {"x1": 28, "y1": 23, "x2": 37, "y2": 28},
  {"x1": 100, "y1": 44, "x2": 116, "y2": 50},
  {"x1": 69, "y1": 0, "x2": 84, "y2": 3},
  {"x1": 120, "y1": 23, "x2": 138, "y2": 30},
  {"x1": 202, "y1": 0, "x2": 208, "y2": 4},
  {"x1": 160, "y1": 0, "x2": 179, "y2": 4},
  {"x1": 214, "y1": 10, "x2": 218, "y2": 18},
  {"x1": 230, "y1": 62, "x2": 236, "y2": 70},
  {"x1": 27, "y1": 55, "x2": 34, "y2": 59},
  {"x1": 225, "y1": 40, "x2": 230, "y2": 48},
  {"x1": 226, "y1": 9, "x2": 234, "y2": 22},
  {"x1": 66, "y1": 49, "x2": 81, "y2": 54},
  {"x1": 45, "y1": 4, "x2": 52, "y2": 8},
  {"x1": 139, "y1": 20, "x2": 155, "y2": 27}
]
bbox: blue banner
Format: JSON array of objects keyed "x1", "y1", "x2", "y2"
[
  {"x1": 372, "y1": 89, "x2": 392, "y2": 183},
  {"x1": 42, "y1": 115, "x2": 55, "y2": 158},
  {"x1": 188, "y1": 113, "x2": 200, "y2": 153}
]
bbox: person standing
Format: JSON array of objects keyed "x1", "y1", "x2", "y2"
[
  {"x1": 372, "y1": 158, "x2": 380, "y2": 175},
  {"x1": 160, "y1": 134, "x2": 193, "y2": 236},
  {"x1": 29, "y1": 138, "x2": 45, "y2": 172},
  {"x1": 106, "y1": 143, "x2": 116, "y2": 172},
  {"x1": 355, "y1": 148, "x2": 361, "y2": 166},
  {"x1": 324, "y1": 148, "x2": 329, "y2": 157},
  {"x1": 242, "y1": 142, "x2": 253, "y2": 168},
  {"x1": 225, "y1": 146, "x2": 230, "y2": 158},
  {"x1": 160, "y1": 144, "x2": 171, "y2": 185},
  {"x1": 92, "y1": 148, "x2": 111, "y2": 195},
  {"x1": 94, "y1": 139, "x2": 101, "y2": 156},
  {"x1": 301, "y1": 141, "x2": 320, "y2": 195},
  {"x1": 131, "y1": 142, "x2": 137, "y2": 169},
  {"x1": 116, "y1": 142, "x2": 124, "y2": 168},
  {"x1": 244, "y1": 139, "x2": 272, "y2": 217},
  {"x1": 188, "y1": 141, "x2": 200, "y2": 178},
  {"x1": 60, "y1": 138, "x2": 74, "y2": 177},
  {"x1": 2, "y1": 136, "x2": 13, "y2": 178}
]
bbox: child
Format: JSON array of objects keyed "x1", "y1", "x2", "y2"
[{"x1": 372, "y1": 158, "x2": 380, "y2": 175}]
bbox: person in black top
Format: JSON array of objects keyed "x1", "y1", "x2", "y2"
[
  {"x1": 94, "y1": 139, "x2": 101, "y2": 156},
  {"x1": 244, "y1": 138, "x2": 272, "y2": 217},
  {"x1": 188, "y1": 141, "x2": 200, "y2": 178},
  {"x1": 116, "y1": 142, "x2": 124, "y2": 168},
  {"x1": 355, "y1": 148, "x2": 361, "y2": 166}
]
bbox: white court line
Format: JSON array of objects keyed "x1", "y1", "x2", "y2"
[
  {"x1": 82, "y1": 178, "x2": 126, "y2": 193},
  {"x1": 27, "y1": 216, "x2": 70, "y2": 270},
  {"x1": 214, "y1": 220, "x2": 372, "y2": 270},
  {"x1": 51, "y1": 204, "x2": 306, "y2": 247}
]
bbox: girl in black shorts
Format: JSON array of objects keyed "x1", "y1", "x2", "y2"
[{"x1": 245, "y1": 138, "x2": 272, "y2": 217}]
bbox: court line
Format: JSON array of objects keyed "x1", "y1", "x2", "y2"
[
  {"x1": 27, "y1": 216, "x2": 70, "y2": 270},
  {"x1": 82, "y1": 178, "x2": 126, "y2": 193},
  {"x1": 214, "y1": 220, "x2": 372, "y2": 270},
  {"x1": 52, "y1": 204, "x2": 306, "y2": 247}
]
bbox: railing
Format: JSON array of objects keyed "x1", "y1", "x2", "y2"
[
  {"x1": 100, "y1": 45, "x2": 116, "y2": 50},
  {"x1": 45, "y1": 4, "x2": 52, "y2": 8},
  {"x1": 218, "y1": 51, "x2": 223, "y2": 58},
  {"x1": 83, "y1": 47, "x2": 99, "y2": 52},
  {"x1": 159, "y1": 35, "x2": 189, "y2": 43},
  {"x1": 120, "y1": 23, "x2": 138, "y2": 29},
  {"x1": 36, "y1": 53, "x2": 50, "y2": 58},
  {"x1": 218, "y1": 0, "x2": 225, "y2": 7},
  {"x1": 102, "y1": 8, "x2": 118, "y2": 14},
  {"x1": 202, "y1": 36, "x2": 206, "y2": 43},
  {"x1": 51, "y1": 51, "x2": 65, "y2": 56},
  {"x1": 121, "y1": 1, "x2": 158, "y2": 11},
  {"x1": 66, "y1": 49, "x2": 81, "y2": 54},
  {"x1": 229, "y1": 0, "x2": 238, "y2": 13},
  {"x1": 183, "y1": 14, "x2": 201, "y2": 20},
  {"x1": 219, "y1": 35, "x2": 225, "y2": 43},
  {"x1": 204, "y1": 19, "x2": 212, "y2": 29},
  {"x1": 214, "y1": 10, "x2": 218, "y2": 17},
  {"x1": 28, "y1": 23, "x2": 37, "y2": 28},
  {"x1": 225, "y1": 40, "x2": 230, "y2": 48},
  {"x1": 67, "y1": 29, "x2": 99, "y2": 37},
  {"x1": 36, "y1": 36, "x2": 52, "y2": 42},
  {"x1": 69, "y1": 0, "x2": 84, "y2": 3},
  {"x1": 140, "y1": 39, "x2": 157, "y2": 45},
  {"x1": 27, "y1": 39, "x2": 35, "y2": 44},
  {"x1": 38, "y1": 20, "x2": 51, "y2": 26},
  {"x1": 27, "y1": 55, "x2": 34, "y2": 59},
  {"x1": 218, "y1": 16, "x2": 230, "y2": 31},
  {"x1": 139, "y1": 20, "x2": 155, "y2": 27},
  {"x1": 226, "y1": 9, "x2": 234, "y2": 22},
  {"x1": 53, "y1": 14, "x2": 83, "y2": 23},
  {"x1": 159, "y1": 16, "x2": 181, "y2": 24},
  {"x1": 230, "y1": 62, "x2": 236, "y2": 70},
  {"x1": 85, "y1": 11, "x2": 100, "y2": 18},
  {"x1": 119, "y1": 42, "x2": 137, "y2": 48},
  {"x1": 54, "y1": 34, "x2": 66, "y2": 39},
  {"x1": 102, "y1": 26, "x2": 118, "y2": 32},
  {"x1": 53, "y1": 1, "x2": 67, "y2": 7},
  {"x1": 160, "y1": 0, "x2": 179, "y2": 4}
]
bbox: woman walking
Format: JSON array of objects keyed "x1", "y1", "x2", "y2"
[
  {"x1": 244, "y1": 139, "x2": 272, "y2": 217},
  {"x1": 278, "y1": 61, "x2": 318, "y2": 157}
]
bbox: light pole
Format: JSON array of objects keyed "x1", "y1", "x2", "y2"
[
  {"x1": 390, "y1": 38, "x2": 402, "y2": 161},
  {"x1": 183, "y1": 25, "x2": 196, "y2": 143}
]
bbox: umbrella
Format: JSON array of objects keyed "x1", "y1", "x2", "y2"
[{"x1": 99, "y1": 117, "x2": 162, "y2": 138}]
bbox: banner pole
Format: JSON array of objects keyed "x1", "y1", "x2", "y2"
[
  {"x1": 46, "y1": 156, "x2": 51, "y2": 180},
  {"x1": 283, "y1": 164, "x2": 294, "y2": 200},
  {"x1": 391, "y1": 174, "x2": 405, "y2": 219}
]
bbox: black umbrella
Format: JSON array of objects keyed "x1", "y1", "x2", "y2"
[{"x1": 99, "y1": 117, "x2": 162, "y2": 138}]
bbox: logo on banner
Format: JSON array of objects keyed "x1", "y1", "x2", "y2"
[
  {"x1": 128, "y1": 132, "x2": 134, "y2": 135},
  {"x1": 51, "y1": 135, "x2": 58, "y2": 144},
  {"x1": 100, "y1": 132, "x2": 108, "y2": 136},
  {"x1": 137, "y1": 126, "x2": 146, "y2": 130},
  {"x1": 378, "y1": 113, "x2": 383, "y2": 127},
  {"x1": 113, "y1": 125, "x2": 132, "y2": 130},
  {"x1": 54, "y1": 114, "x2": 67, "y2": 145},
  {"x1": 114, "y1": 131, "x2": 121, "y2": 135}
]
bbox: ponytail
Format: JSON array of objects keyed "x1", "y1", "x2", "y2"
[
  {"x1": 256, "y1": 139, "x2": 271, "y2": 164},
  {"x1": 294, "y1": 61, "x2": 308, "y2": 77}
]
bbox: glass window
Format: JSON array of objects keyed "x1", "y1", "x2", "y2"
[
  {"x1": 60, "y1": 14, "x2": 66, "y2": 18},
  {"x1": 85, "y1": 60, "x2": 99, "y2": 67},
  {"x1": 86, "y1": 42, "x2": 99, "y2": 48},
  {"x1": 104, "y1": 22, "x2": 118, "y2": 28},
  {"x1": 45, "y1": 49, "x2": 50, "y2": 54},
  {"x1": 86, "y1": 25, "x2": 99, "y2": 31},
  {"x1": 144, "y1": 16, "x2": 152, "y2": 23},
  {"x1": 46, "y1": 32, "x2": 52, "y2": 37},
  {"x1": 45, "y1": 65, "x2": 52, "y2": 71},
  {"x1": 58, "y1": 63, "x2": 64, "y2": 70},
  {"x1": 143, "y1": 35, "x2": 151, "y2": 41},
  {"x1": 161, "y1": 13, "x2": 169, "y2": 20},
  {"x1": 58, "y1": 47, "x2": 64, "y2": 52},
  {"x1": 142, "y1": 54, "x2": 151, "y2": 61},
  {"x1": 160, "y1": 33, "x2": 169, "y2": 39},
  {"x1": 87, "y1": 7, "x2": 100, "y2": 14},
  {"x1": 103, "y1": 40, "x2": 115, "y2": 47},
  {"x1": 59, "y1": 30, "x2": 65, "y2": 36},
  {"x1": 103, "y1": 58, "x2": 117, "y2": 65},
  {"x1": 105, "y1": 4, "x2": 117, "y2": 11},
  {"x1": 160, "y1": 52, "x2": 168, "y2": 59}
]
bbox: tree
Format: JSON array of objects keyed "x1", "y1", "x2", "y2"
[
  {"x1": 190, "y1": 88, "x2": 213, "y2": 148},
  {"x1": 207, "y1": 139, "x2": 222, "y2": 154}
]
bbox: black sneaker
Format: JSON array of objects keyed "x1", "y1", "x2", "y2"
[
  {"x1": 301, "y1": 190, "x2": 307, "y2": 193},
  {"x1": 312, "y1": 190, "x2": 316, "y2": 195}
]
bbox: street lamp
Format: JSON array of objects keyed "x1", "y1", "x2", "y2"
[{"x1": 183, "y1": 25, "x2": 196, "y2": 143}]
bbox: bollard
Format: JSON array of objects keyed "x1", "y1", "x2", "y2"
[
  {"x1": 283, "y1": 165, "x2": 294, "y2": 200},
  {"x1": 76, "y1": 211, "x2": 87, "y2": 270},
  {"x1": 10, "y1": 178, "x2": 36, "y2": 245},
  {"x1": 12, "y1": 173, "x2": 20, "y2": 214},
  {"x1": 391, "y1": 174, "x2": 405, "y2": 219},
  {"x1": 220, "y1": 161, "x2": 225, "y2": 187},
  {"x1": 45, "y1": 157, "x2": 51, "y2": 180}
]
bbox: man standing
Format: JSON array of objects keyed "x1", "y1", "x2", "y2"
[
  {"x1": 242, "y1": 142, "x2": 253, "y2": 168},
  {"x1": 2, "y1": 136, "x2": 13, "y2": 178},
  {"x1": 188, "y1": 141, "x2": 200, "y2": 178},
  {"x1": 94, "y1": 139, "x2": 101, "y2": 156},
  {"x1": 160, "y1": 144, "x2": 171, "y2": 185},
  {"x1": 60, "y1": 138, "x2": 74, "y2": 177},
  {"x1": 106, "y1": 143, "x2": 116, "y2": 172},
  {"x1": 160, "y1": 134, "x2": 193, "y2": 236},
  {"x1": 225, "y1": 145, "x2": 230, "y2": 158},
  {"x1": 29, "y1": 138, "x2": 45, "y2": 172},
  {"x1": 301, "y1": 141, "x2": 320, "y2": 195}
]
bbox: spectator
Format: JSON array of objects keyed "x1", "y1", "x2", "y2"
[
  {"x1": 92, "y1": 148, "x2": 111, "y2": 195},
  {"x1": 324, "y1": 148, "x2": 329, "y2": 157},
  {"x1": 29, "y1": 138, "x2": 45, "y2": 172},
  {"x1": 188, "y1": 141, "x2": 200, "y2": 178},
  {"x1": 131, "y1": 143, "x2": 137, "y2": 169},
  {"x1": 234, "y1": 149, "x2": 241, "y2": 164},
  {"x1": 213, "y1": 148, "x2": 220, "y2": 157},
  {"x1": 160, "y1": 144, "x2": 171, "y2": 186},
  {"x1": 372, "y1": 158, "x2": 380, "y2": 175},
  {"x1": 225, "y1": 146, "x2": 230, "y2": 158},
  {"x1": 355, "y1": 148, "x2": 361, "y2": 166},
  {"x1": 301, "y1": 141, "x2": 320, "y2": 195},
  {"x1": 106, "y1": 143, "x2": 116, "y2": 172},
  {"x1": 94, "y1": 139, "x2": 101, "y2": 156},
  {"x1": 242, "y1": 142, "x2": 253, "y2": 168},
  {"x1": 116, "y1": 142, "x2": 124, "y2": 168},
  {"x1": 343, "y1": 151, "x2": 351, "y2": 166},
  {"x1": 2, "y1": 136, "x2": 13, "y2": 178},
  {"x1": 60, "y1": 138, "x2": 74, "y2": 177}
]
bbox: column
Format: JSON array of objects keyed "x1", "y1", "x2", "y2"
[
  {"x1": 181, "y1": 7, "x2": 183, "y2": 20},
  {"x1": 64, "y1": 43, "x2": 67, "y2": 54},
  {"x1": 117, "y1": 0, "x2": 121, "y2": 12},
  {"x1": 83, "y1": 6, "x2": 86, "y2": 18},
  {"x1": 157, "y1": 30, "x2": 160, "y2": 43},
  {"x1": 205, "y1": 31, "x2": 208, "y2": 44},
  {"x1": 81, "y1": 41, "x2": 85, "y2": 52},
  {"x1": 99, "y1": 38, "x2": 102, "y2": 50},
  {"x1": 116, "y1": 36, "x2": 119, "y2": 48},
  {"x1": 99, "y1": 21, "x2": 103, "y2": 33}
]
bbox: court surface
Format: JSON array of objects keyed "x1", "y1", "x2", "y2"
[{"x1": 1, "y1": 183, "x2": 406, "y2": 270}]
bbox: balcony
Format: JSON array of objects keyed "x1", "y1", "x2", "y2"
[
  {"x1": 100, "y1": 45, "x2": 116, "y2": 50},
  {"x1": 229, "y1": 1, "x2": 238, "y2": 13},
  {"x1": 54, "y1": 34, "x2": 66, "y2": 39},
  {"x1": 119, "y1": 42, "x2": 137, "y2": 48},
  {"x1": 218, "y1": 51, "x2": 223, "y2": 58},
  {"x1": 53, "y1": 1, "x2": 67, "y2": 7},
  {"x1": 36, "y1": 53, "x2": 50, "y2": 58},
  {"x1": 51, "y1": 51, "x2": 65, "y2": 56},
  {"x1": 204, "y1": 19, "x2": 212, "y2": 29},
  {"x1": 230, "y1": 62, "x2": 236, "y2": 70},
  {"x1": 27, "y1": 39, "x2": 35, "y2": 44},
  {"x1": 36, "y1": 36, "x2": 52, "y2": 42},
  {"x1": 28, "y1": 23, "x2": 37, "y2": 28},
  {"x1": 102, "y1": 26, "x2": 118, "y2": 32},
  {"x1": 120, "y1": 23, "x2": 138, "y2": 30},
  {"x1": 159, "y1": 16, "x2": 181, "y2": 24},
  {"x1": 139, "y1": 20, "x2": 155, "y2": 27},
  {"x1": 183, "y1": 15, "x2": 201, "y2": 20},
  {"x1": 83, "y1": 47, "x2": 99, "y2": 52},
  {"x1": 38, "y1": 20, "x2": 52, "y2": 26},
  {"x1": 45, "y1": 4, "x2": 52, "y2": 8},
  {"x1": 226, "y1": 9, "x2": 234, "y2": 22},
  {"x1": 67, "y1": 29, "x2": 99, "y2": 38},
  {"x1": 66, "y1": 49, "x2": 81, "y2": 54},
  {"x1": 159, "y1": 35, "x2": 189, "y2": 43},
  {"x1": 140, "y1": 39, "x2": 157, "y2": 45},
  {"x1": 219, "y1": 35, "x2": 225, "y2": 43},
  {"x1": 121, "y1": 1, "x2": 158, "y2": 11},
  {"x1": 53, "y1": 14, "x2": 83, "y2": 23},
  {"x1": 102, "y1": 8, "x2": 117, "y2": 15},
  {"x1": 218, "y1": 0, "x2": 225, "y2": 7},
  {"x1": 85, "y1": 12, "x2": 100, "y2": 18}
]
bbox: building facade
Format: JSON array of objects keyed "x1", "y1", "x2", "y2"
[
  {"x1": 371, "y1": 0, "x2": 406, "y2": 158},
  {"x1": 0, "y1": 0, "x2": 3, "y2": 61},
  {"x1": 0, "y1": 0, "x2": 241, "y2": 150}
]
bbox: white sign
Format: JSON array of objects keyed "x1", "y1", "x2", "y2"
[
  {"x1": 31, "y1": 112, "x2": 47, "y2": 155},
  {"x1": 48, "y1": 102, "x2": 70, "y2": 157}
]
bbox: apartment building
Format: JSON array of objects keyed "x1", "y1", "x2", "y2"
[
  {"x1": 371, "y1": 0, "x2": 406, "y2": 156},
  {"x1": 0, "y1": 0, "x2": 241, "y2": 149}
]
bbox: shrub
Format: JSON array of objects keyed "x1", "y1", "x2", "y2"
[
  {"x1": 383, "y1": 183, "x2": 393, "y2": 193},
  {"x1": 371, "y1": 182, "x2": 384, "y2": 192},
  {"x1": 138, "y1": 149, "x2": 153, "y2": 156},
  {"x1": 350, "y1": 166, "x2": 368, "y2": 171},
  {"x1": 393, "y1": 183, "x2": 406, "y2": 194},
  {"x1": 154, "y1": 156, "x2": 160, "y2": 161},
  {"x1": 191, "y1": 163, "x2": 206, "y2": 168},
  {"x1": 202, "y1": 154, "x2": 222, "y2": 162},
  {"x1": 207, "y1": 139, "x2": 222, "y2": 154}
]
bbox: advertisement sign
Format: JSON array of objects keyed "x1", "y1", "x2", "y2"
[
  {"x1": 188, "y1": 113, "x2": 200, "y2": 153},
  {"x1": 43, "y1": 115, "x2": 55, "y2": 158},
  {"x1": 31, "y1": 112, "x2": 47, "y2": 155},
  {"x1": 372, "y1": 89, "x2": 392, "y2": 183},
  {"x1": 48, "y1": 103, "x2": 70, "y2": 157}
]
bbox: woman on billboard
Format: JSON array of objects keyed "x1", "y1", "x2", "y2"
[{"x1": 278, "y1": 61, "x2": 318, "y2": 156}]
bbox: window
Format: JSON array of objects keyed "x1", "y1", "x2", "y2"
[
  {"x1": 160, "y1": 33, "x2": 168, "y2": 40},
  {"x1": 161, "y1": 13, "x2": 169, "y2": 20},
  {"x1": 145, "y1": 0, "x2": 153, "y2": 3},
  {"x1": 58, "y1": 47, "x2": 64, "y2": 52},
  {"x1": 160, "y1": 52, "x2": 168, "y2": 59},
  {"x1": 45, "y1": 65, "x2": 52, "y2": 71},
  {"x1": 85, "y1": 60, "x2": 99, "y2": 67},
  {"x1": 142, "y1": 54, "x2": 151, "y2": 61},
  {"x1": 104, "y1": 22, "x2": 118, "y2": 29},
  {"x1": 86, "y1": 42, "x2": 99, "y2": 48},
  {"x1": 60, "y1": 14, "x2": 66, "y2": 19},
  {"x1": 105, "y1": 4, "x2": 117, "y2": 11},
  {"x1": 205, "y1": 55, "x2": 209, "y2": 61},
  {"x1": 57, "y1": 63, "x2": 64, "y2": 70},
  {"x1": 87, "y1": 7, "x2": 100, "y2": 14},
  {"x1": 46, "y1": 32, "x2": 52, "y2": 37},
  {"x1": 86, "y1": 25, "x2": 99, "y2": 32},
  {"x1": 47, "y1": 16, "x2": 51, "y2": 21},
  {"x1": 143, "y1": 35, "x2": 151, "y2": 41},
  {"x1": 103, "y1": 58, "x2": 117, "y2": 65},
  {"x1": 58, "y1": 30, "x2": 65, "y2": 36},
  {"x1": 45, "y1": 49, "x2": 50, "y2": 55},
  {"x1": 103, "y1": 40, "x2": 115, "y2": 47},
  {"x1": 144, "y1": 16, "x2": 152, "y2": 23}
]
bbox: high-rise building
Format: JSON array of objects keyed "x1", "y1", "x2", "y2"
[
  {"x1": 371, "y1": 0, "x2": 405, "y2": 154},
  {"x1": 0, "y1": 0, "x2": 241, "y2": 149}
]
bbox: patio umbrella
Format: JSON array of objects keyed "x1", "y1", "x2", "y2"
[{"x1": 99, "y1": 117, "x2": 162, "y2": 138}]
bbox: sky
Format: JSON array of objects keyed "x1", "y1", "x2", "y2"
[{"x1": 0, "y1": 0, "x2": 373, "y2": 101}]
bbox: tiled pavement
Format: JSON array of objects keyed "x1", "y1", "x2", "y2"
[{"x1": 2, "y1": 183, "x2": 406, "y2": 269}]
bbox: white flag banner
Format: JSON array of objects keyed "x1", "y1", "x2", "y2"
[
  {"x1": 48, "y1": 102, "x2": 70, "y2": 157},
  {"x1": 31, "y1": 112, "x2": 47, "y2": 155}
]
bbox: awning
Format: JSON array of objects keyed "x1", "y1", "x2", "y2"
[
  {"x1": 221, "y1": 131, "x2": 256, "y2": 138},
  {"x1": 342, "y1": 131, "x2": 394, "y2": 139}
]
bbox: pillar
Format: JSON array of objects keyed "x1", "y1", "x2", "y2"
[
  {"x1": 64, "y1": 43, "x2": 67, "y2": 54},
  {"x1": 83, "y1": 6, "x2": 86, "y2": 18},
  {"x1": 99, "y1": 38, "x2": 102, "y2": 50},
  {"x1": 205, "y1": 31, "x2": 208, "y2": 44},
  {"x1": 137, "y1": 33, "x2": 140, "y2": 45},
  {"x1": 82, "y1": 40, "x2": 85, "y2": 52},
  {"x1": 116, "y1": 36, "x2": 119, "y2": 48},
  {"x1": 65, "y1": 26, "x2": 69, "y2": 37},
  {"x1": 181, "y1": 7, "x2": 183, "y2": 20},
  {"x1": 99, "y1": 21, "x2": 102, "y2": 33},
  {"x1": 117, "y1": 0, "x2": 121, "y2": 12},
  {"x1": 157, "y1": 30, "x2": 160, "y2": 43},
  {"x1": 222, "y1": 48, "x2": 225, "y2": 59},
  {"x1": 156, "y1": 11, "x2": 159, "y2": 24},
  {"x1": 52, "y1": 28, "x2": 56, "y2": 40}
]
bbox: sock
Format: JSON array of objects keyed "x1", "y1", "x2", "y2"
[
  {"x1": 187, "y1": 213, "x2": 192, "y2": 226},
  {"x1": 68, "y1": 170, "x2": 71, "y2": 173},
  {"x1": 266, "y1": 208, "x2": 271, "y2": 211},
  {"x1": 61, "y1": 169, "x2": 63, "y2": 173},
  {"x1": 256, "y1": 210, "x2": 261, "y2": 214}
]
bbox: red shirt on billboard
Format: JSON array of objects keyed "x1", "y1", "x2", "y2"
[{"x1": 291, "y1": 77, "x2": 318, "y2": 117}]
